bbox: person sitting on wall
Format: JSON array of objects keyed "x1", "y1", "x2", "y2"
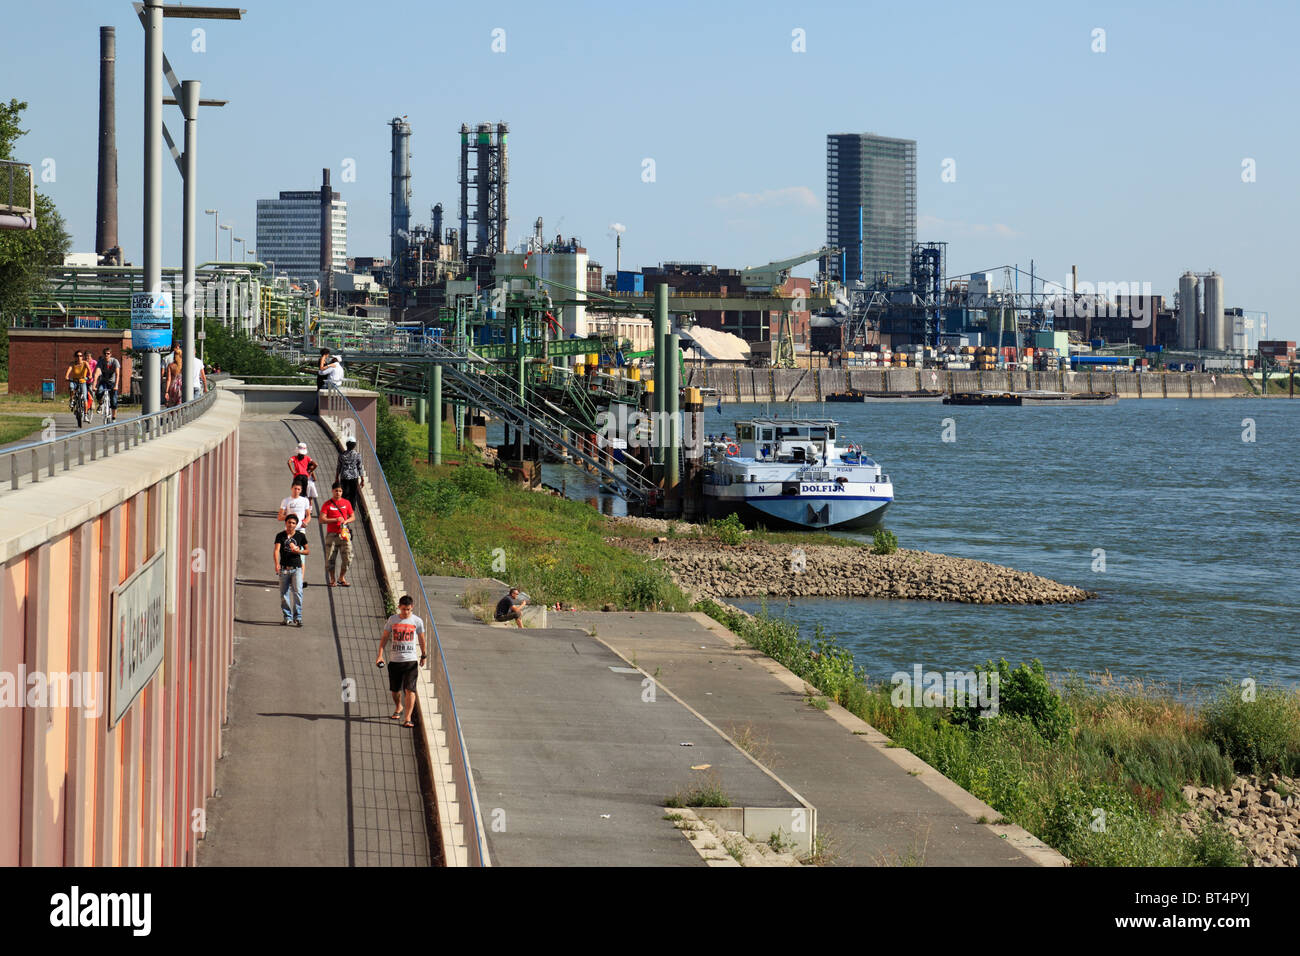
[{"x1": 493, "y1": 587, "x2": 527, "y2": 629}]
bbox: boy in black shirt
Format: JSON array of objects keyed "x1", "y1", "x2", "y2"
[{"x1": 273, "y1": 514, "x2": 310, "y2": 626}]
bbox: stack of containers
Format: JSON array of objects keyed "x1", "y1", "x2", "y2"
[
  {"x1": 1034, "y1": 348, "x2": 1060, "y2": 371},
  {"x1": 975, "y1": 346, "x2": 998, "y2": 371}
]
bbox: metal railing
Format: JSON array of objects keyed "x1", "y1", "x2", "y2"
[
  {"x1": 320, "y1": 384, "x2": 487, "y2": 867},
  {"x1": 0, "y1": 388, "x2": 218, "y2": 493},
  {"x1": 0, "y1": 160, "x2": 35, "y2": 216}
]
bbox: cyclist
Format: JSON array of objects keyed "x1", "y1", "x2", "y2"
[
  {"x1": 94, "y1": 346, "x2": 121, "y2": 422},
  {"x1": 65, "y1": 350, "x2": 91, "y2": 410}
]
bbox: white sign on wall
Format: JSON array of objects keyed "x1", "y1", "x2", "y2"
[{"x1": 110, "y1": 550, "x2": 167, "y2": 726}]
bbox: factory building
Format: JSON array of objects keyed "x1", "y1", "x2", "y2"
[
  {"x1": 255, "y1": 172, "x2": 347, "y2": 286},
  {"x1": 635, "y1": 263, "x2": 811, "y2": 346},
  {"x1": 826, "y1": 133, "x2": 916, "y2": 286}
]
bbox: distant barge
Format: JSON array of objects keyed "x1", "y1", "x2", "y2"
[
  {"x1": 943, "y1": 391, "x2": 1118, "y2": 407},
  {"x1": 825, "y1": 389, "x2": 945, "y2": 403}
]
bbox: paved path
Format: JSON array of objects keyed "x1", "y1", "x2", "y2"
[
  {"x1": 198, "y1": 414, "x2": 432, "y2": 866},
  {"x1": 422, "y1": 575, "x2": 802, "y2": 867},
  {"x1": 558, "y1": 610, "x2": 1053, "y2": 867}
]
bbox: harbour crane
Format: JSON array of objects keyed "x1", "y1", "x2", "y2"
[
  {"x1": 740, "y1": 246, "x2": 840, "y2": 368},
  {"x1": 739, "y1": 245, "x2": 839, "y2": 291}
]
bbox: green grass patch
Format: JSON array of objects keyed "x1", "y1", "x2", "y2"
[{"x1": 0, "y1": 413, "x2": 43, "y2": 445}]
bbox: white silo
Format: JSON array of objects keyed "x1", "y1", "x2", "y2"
[
  {"x1": 1177, "y1": 272, "x2": 1199, "y2": 350},
  {"x1": 1203, "y1": 272, "x2": 1225, "y2": 351}
]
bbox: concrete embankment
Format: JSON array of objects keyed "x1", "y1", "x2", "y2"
[
  {"x1": 608, "y1": 527, "x2": 1094, "y2": 605},
  {"x1": 683, "y1": 366, "x2": 1255, "y2": 402}
]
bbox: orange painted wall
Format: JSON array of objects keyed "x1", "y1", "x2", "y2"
[{"x1": 0, "y1": 430, "x2": 237, "y2": 866}]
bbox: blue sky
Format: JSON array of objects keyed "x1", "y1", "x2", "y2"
[{"x1": 8, "y1": 0, "x2": 1298, "y2": 336}]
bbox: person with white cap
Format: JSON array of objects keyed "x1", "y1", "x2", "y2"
[{"x1": 287, "y1": 442, "x2": 317, "y2": 497}]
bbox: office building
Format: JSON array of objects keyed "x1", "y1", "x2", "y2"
[
  {"x1": 255, "y1": 177, "x2": 347, "y2": 286},
  {"x1": 826, "y1": 133, "x2": 916, "y2": 286}
]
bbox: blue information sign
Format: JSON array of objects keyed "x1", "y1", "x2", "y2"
[{"x1": 130, "y1": 291, "x2": 173, "y2": 352}]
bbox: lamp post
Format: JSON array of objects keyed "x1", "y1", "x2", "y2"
[
  {"x1": 205, "y1": 208, "x2": 218, "y2": 259},
  {"x1": 220, "y1": 222, "x2": 231, "y2": 260},
  {"x1": 233, "y1": 236, "x2": 245, "y2": 260}
]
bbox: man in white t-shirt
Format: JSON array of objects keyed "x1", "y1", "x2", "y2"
[
  {"x1": 190, "y1": 354, "x2": 209, "y2": 399},
  {"x1": 375, "y1": 594, "x2": 427, "y2": 728},
  {"x1": 278, "y1": 482, "x2": 312, "y2": 583},
  {"x1": 324, "y1": 356, "x2": 345, "y2": 388}
]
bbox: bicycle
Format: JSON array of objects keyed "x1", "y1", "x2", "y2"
[
  {"x1": 68, "y1": 386, "x2": 86, "y2": 428},
  {"x1": 96, "y1": 387, "x2": 113, "y2": 425}
]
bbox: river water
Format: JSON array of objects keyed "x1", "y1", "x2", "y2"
[{"x1": 543, "y1": 397, "x2": 1298, "y2": 692}]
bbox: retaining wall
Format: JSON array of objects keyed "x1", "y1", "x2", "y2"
[{"x1": 0, "y1": 392, "x2": 241, "y2": 865}]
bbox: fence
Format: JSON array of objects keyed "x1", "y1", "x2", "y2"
[
  {"x1": 0, "y1": 387, "x2": 217, "y2": 493},
  {"x1": 319, "y1": 384, "x2": 487, "y2": 866}
]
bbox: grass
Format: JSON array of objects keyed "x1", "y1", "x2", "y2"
[
  {"x1": 689, "y1": 599, "x2": 1296, "y2": 867},
  {"x1": 0, "y1": 413, "x2": 43, "y2": 445},
  {"x1": 664, "y1": 775, "x2": 732, "y2": 809},
  {"x1": 390, "y1": 414, "x2": 693, "y2": 611}
]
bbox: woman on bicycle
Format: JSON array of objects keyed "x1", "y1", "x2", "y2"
[{"x1": 65, "y1": 350, "x2": 91, "y2": 406}]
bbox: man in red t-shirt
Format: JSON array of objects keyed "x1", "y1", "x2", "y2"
[
  {"x1": 287, "y1": 442, "x2": 317, "y2": 496},
  {"x1": 320, "y1": 481, "x2": 355, "y2": 586}
]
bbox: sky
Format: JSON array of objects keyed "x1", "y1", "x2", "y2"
[{"x1": 7, "y1": 0, "x2": 1298, "y2": 337}]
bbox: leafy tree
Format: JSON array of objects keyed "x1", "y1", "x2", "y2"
[{"x1": 0, "y1": 99, "x2": 72, "y2": 377}]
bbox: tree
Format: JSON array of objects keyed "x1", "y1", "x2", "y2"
[{"x1": 0, "y1": 99, "x2": 72, "y2": 324}]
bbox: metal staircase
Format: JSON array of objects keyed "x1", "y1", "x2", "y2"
[{"x1": 422, "y1": 341, "x2": 656, "y2": 502}]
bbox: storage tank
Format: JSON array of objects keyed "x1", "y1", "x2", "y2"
[
  {"x1": 1177, "y1": 272, "x2": 1199, "y2": 350},
  {"x1": 1203, "y1": 272, "x2": 1225, "y2": 351}
]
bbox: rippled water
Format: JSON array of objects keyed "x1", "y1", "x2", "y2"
[{"x1": 514, "y1": 398, "x2": 1298, "y2": 690}]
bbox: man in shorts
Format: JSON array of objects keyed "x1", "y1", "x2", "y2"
[
  {"x1": 376, "y1": 594, "x2": 427, "y2": 728},
  {"x1": 494, "y1": 587, "x2": 527, "y2": 628}
]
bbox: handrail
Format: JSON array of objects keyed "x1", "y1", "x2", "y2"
[
  {"x1": 320, "y1": 384, "x2": 487, "y2": 867},
  {"x1": 0, "y1": 387, "x2": 218, "y2": 493}
]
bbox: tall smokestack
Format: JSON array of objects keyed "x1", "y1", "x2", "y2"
[
  {"x1": 96, "y1": 26, "x2": 119, "y2": 263},
  {"x1": 320, "y1": 167, "x2": 332, "y2": 299},
  {"x1": 390, "y1": 117, "x2": 411, "y2": 289}
]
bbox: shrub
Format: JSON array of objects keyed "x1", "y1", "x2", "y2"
[
  {"x1": 710, "y1": 512, "x2": 745, "y2": 546},
  {"x1": 374, "y1": 397, "x2": 414, "y2": 489},
  {"x1": 1188, "y1": 814, "x2": 1246, "y2": 867},
  {"x1": 871, "y1": 528, "x2": 898, "y2": 555},
  {"x1": 950, "y1": 659, "x2": 1074, "y2": 743},
  {"x1": 621, "y1": 568, "x2": 672, "y2": 610},
  {"x1": 1203, "y1": 685, "x2": 1300, "y2": 776}
]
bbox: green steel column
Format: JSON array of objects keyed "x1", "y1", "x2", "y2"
[
  {"x1": 653, "y1": 283, "x2": 668, "y2": 470},
  {"x1": 430, "y1": 363, "x2": 442, "y2": 465},
  {"x1": 516, "y1": 306, "x2": 526, "y2": 405},
  {"x1": 667, "y1": 331, "x2": 680, "y2": 493},
  {"x1": 415, "y1": 376, "x2": 427, "y2": 426}
]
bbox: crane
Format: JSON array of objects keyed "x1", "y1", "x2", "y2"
[{"x1": 739, "y1": 246, "x2": 839, "y2": 291}]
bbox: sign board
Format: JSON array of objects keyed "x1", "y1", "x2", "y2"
[
  {"x1": 130, "y1": 290, "x2": 173, "y2": 352},
  {"x1": 109, "y1": 550, "x2": 167, "y2": 726}
]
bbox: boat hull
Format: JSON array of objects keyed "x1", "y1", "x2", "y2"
[{"x1": 703, "y1": 489, "x2": 891, "y2": 531}]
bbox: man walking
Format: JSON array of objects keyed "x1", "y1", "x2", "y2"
[
  {"x1": 320, "y1": 482, "x2": 355, "y2": 587},
  {"x1": 494, "y1": 587, "x2": 528, "y2": 629},
  {"x1": 336, "y1": 439, "x2": 365, "y2": 512},
  {"x1": 376, "y1": 595, "x2": 427, "y2": 728},
  {"x1": 273, "y1": 514, "x2": 310, "y2": 626}
]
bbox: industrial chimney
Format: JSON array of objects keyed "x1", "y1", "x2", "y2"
[
  {"x1": 320, "y1": 167, "x2": 333, "y2": 300},
  {"x1": 95, "y1": 26, "x2": 120, "y2": 264},
  {"x1": 390, "y1": 117, "x2": 411, "y2": 290}
]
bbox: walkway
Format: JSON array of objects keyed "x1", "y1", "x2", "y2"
[
  {"x1": 422, "y1": 575, "x2": 803, "y2": 867},
  {"x1": 197, "y1": 414, "x2": 432, "y2": 866}
]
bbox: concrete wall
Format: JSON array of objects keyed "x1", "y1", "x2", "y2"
[
  {"x1": 684, "y1": 366, "x2": 1255, "y2": 402},
  {"x1": 0, "y1": 391, "x2": 240, "y2": 865},
  {"x1": 8, "y1": 329, "x2": 136, "y2": 397}
]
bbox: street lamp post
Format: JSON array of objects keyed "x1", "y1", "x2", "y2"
[
  {"x1": 220, "y1": 222, "x2": 231, "y2": 260},
  {"x1": 205, "y1": 208, "x2": 218, "y2": 259},
  {"x1": 233, "y1": 236, "x2": 245, "y2": 260}
]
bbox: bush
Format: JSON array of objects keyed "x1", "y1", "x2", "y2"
[
  {"x1": 951, "y1": 659, "x2": 1074, "y2": 743},
  {"x1": 871, "y1": 528, "x2": 898, "y2": 555},
  {"x1": 1203, "y1": 685, "x2": 1300, "y2": 776},
  {"x1": 621, "y1": 569, "x2": 672, "y2": 610},
  {"x1": 710, "y1": 512, "x2": 745, "y2": 546}
]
